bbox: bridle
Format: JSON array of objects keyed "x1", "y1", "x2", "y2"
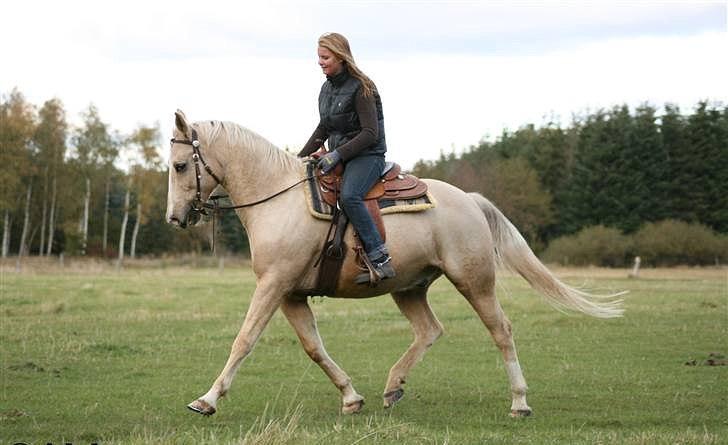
[
  {"x1": 170, "y1": 128, "x2": 221, "y2": 214},
  {"x1": 170, "y1": 128, "x2": 317, "y2": 216}
]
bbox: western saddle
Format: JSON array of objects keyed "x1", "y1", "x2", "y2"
[{"x1": 318, "y1": 160, "x2": 428, "y2": 242}]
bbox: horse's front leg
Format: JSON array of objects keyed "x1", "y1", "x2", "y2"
[
  {"x1": 281, "y1": 298, "x2": 365, "y2": 414},
  {"x1": 187, "y1": 279, "x2": 285, "y2": 416}
]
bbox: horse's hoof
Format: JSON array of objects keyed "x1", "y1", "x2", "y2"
[
  {"x1": 342, "y1": 399, "x2": 364, "y2": 414},
  {"x1": 510, "y1": 409, "x2": 532, "y2": 418},
  {"x1": 187, "y1": 399, "x2": 216, "y2": 416},
  {"x1": 383, "y1": 388, "x2": 404, "y2": 408}
]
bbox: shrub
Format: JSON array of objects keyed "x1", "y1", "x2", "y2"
[
  {"x1": 543, "y1": 220, "x2": 728, "y2": 267},
  {"x1": 542, "y1": 225, "x2": 631, "y2": 267},
  {"x1": 633, "y1": 220, "x2": 728, "y2": 266}
]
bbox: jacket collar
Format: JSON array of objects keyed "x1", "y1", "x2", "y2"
[{"x1": 327, "y1": 66, "x2": 350, "y2": 86}]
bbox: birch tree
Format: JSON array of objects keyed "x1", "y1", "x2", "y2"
[
  {"x1": 1, "y1": 212, "x2": 10, "y2": 258},
  {"x1": 34, "y1": 99, "x2": 67, "y2": 256},
  {"x1": 99, "y1": 132, "x2": 119, "y2": 256},
  {"x1": 17, "y1": 183, "x2": 33, "y2": 258},
  {"x1": 117, "y1": 176, "x2": 132, "y2": 268},
  {"x1": 72, "y1": 104, "x2": 114, "y2": 255},
  {"x1": 39, "y1": 165, "x2": 48, "y2": 254},
  {"x1": 127, "y1": 125, "x2": 163, "y2": 258}
]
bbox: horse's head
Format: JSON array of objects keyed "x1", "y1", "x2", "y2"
[{"x1": 166, "y1": 110, "x2": 220, "y2": 228}]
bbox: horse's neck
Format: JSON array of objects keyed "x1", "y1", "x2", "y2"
[{"x1": 217, "y1": 129, "x2": 301, "y2": 218}]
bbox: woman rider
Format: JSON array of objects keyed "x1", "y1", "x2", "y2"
[{"x1": 298, "y1": 32, "x2": 395, "y2": 284}]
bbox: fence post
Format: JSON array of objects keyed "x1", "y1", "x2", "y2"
[{"x1": 629, "y1": 256, "x2": 641, "y2": 278}]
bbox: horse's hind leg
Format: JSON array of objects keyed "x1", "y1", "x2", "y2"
[
  {"x1": 383, "y1": 288, "x2": 444, "y2": 408},
  {"x1": 460, "y1": 281, "x2": 532, "y2": 417},
  {"x1": 280, "y1": 298, "x2": 365, "y2": 414}
]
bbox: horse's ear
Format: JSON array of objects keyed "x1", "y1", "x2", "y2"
[{"x1": 174, "y1": 110, "x2": 190, "y2": 137}]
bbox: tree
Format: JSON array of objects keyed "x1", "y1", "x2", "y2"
[
  {"x1": 99, "y1": 131, "x2": 120, "y2": 257},
  {"x1": 560, "y1": 106, "x2": 639, "y2": 233},
  {"x1": 117, "y1": 176, "x2": 131, "y2": 268},
  {"x1": 0, "y1": 89, "x2": 35, "y2": 258},
  {"x1": 478, "y1": 157, "x2": 554, "y2": 246},
  {"x1": 415, "y1": 151, "x2": 552, "y2": 246},
  {"x1": 126, "y1": 124, "x2": 163, "y2": 258},
  {"x1": 468, "y1": 122, "x2": 577, "y2": 241},
  {"x1": 661, "y1": 104, "x2": 693, "y2": 222},
  {"x1": 622, "y1": 104, "x2": 671, "y2": 227},
  {"x1": 34, "y1": 98, "x2": 67, "y2": 256},
  {"x1": 683, "y1": 102, "x2": 728, "y2": 232},
  {"x1": 71, "y1": 104, "x2": 115, "y2": 255}
]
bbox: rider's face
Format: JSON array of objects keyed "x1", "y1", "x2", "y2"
[{"x1": 318, "y1": 47, "x2": 343, "y2": 77}]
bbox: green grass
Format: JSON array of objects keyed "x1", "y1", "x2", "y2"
[{"x1": 1, "y1": 262, "x2": 726, "y2": 444}]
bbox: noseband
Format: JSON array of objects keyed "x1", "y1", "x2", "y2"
[{"x1": 170, "y1": 128, "x2": 318, "y2": 216}]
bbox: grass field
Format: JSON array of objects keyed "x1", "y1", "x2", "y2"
[{"x1": 1, "y1": 259, "x2": 726, "y2": 444}]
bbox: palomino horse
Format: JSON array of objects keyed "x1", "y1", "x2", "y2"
[{"x1": 166, "y1": 110, "x2": 623, "y2": 418}]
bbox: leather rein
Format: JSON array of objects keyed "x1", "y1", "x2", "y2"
[{"x1": 170, "y1": 128, "x2": 317, "y2": 216}]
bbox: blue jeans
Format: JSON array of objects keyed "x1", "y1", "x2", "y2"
[{"x1": 340, "y1": 155, "x2": 388, "y2": 260}]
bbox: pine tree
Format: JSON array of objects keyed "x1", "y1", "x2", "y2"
[
  {"x1": 560, "y1": 108, "x2": 624, "y2": 233},
  {"x1": 622, "y1": 104, "x2": 670, "y2": 229},
  {"x1": 684, "y1": 102, "x2": 728, "y2": 232},
  {"x1": 661, "y1": 104, "x2": 695, "y2": 222}
]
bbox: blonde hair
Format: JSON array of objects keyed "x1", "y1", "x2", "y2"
[{"x1": 318, "y1": 32, "x2": 376, "y2": 97}]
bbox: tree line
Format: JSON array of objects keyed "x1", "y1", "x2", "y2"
[
  {"x1": 3, "y1": 87, "x2": 725, "y2": 263},
  {"x1": 1, "y1": 88, "x2": 247, "y2": 263},
  {"x1": 412, "y1": 101, "x2": 728, "y2": 260}
]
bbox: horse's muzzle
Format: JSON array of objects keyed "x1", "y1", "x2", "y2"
[{"x1": 167, "y1": 206, "x2": 201, "y2": 229}]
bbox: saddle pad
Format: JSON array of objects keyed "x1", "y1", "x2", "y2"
[{"x1": 303, "y1": 163, "x2": 436, "y2": 221}]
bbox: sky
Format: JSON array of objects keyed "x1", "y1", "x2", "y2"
[{"x1": 2, "y1": 1, "x2": 727, "y2": 169}]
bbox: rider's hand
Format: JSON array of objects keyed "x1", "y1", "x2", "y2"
[{"x1": 317, "y1": 151, "x2": 341, "y2": 174}]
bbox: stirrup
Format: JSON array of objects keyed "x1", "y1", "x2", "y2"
[{"x1": 355, "y1": 256, "x2": 395, "y2": 286}]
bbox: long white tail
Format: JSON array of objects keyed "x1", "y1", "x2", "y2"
[{"x1": 469, "y1": 192, "x2": 624, "y2": 318}]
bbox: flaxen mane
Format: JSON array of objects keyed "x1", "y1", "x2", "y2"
[{"x1": 192, "y1": 120, "x2": 300, "y2": 172}]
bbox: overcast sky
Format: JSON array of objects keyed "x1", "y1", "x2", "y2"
[{"x1": 3, "y1": 1, "x2": 727, "y2": 168}]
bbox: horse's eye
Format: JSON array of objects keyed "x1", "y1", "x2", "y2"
[{"x1": 174, "y1": 162, "x2": 187, "y2": 173}]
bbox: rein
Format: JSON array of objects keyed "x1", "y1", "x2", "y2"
[{"x1": 170, "y1": 129, "x2": 318, "y2": 251}]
